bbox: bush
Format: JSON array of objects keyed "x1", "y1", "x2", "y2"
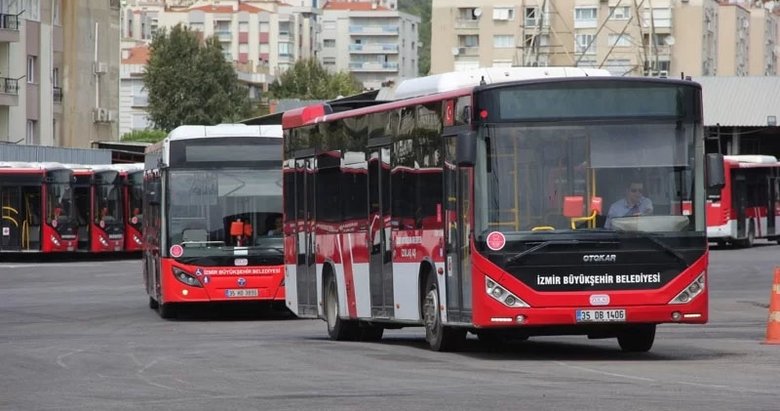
[{"x1": 121, "y1": 129, "x2": 167, "y2": 143}]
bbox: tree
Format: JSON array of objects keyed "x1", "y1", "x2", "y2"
[
  {"x1": 269, "y1": 58, "x2": 363, "y2": 100},
  {"x1": 121, "y1": 129, "x2": 167, "y2": 143},
  {"x1": 398, "y1": 0, "x2": 431, "y2": 75},
  {"x1": 143, "y1": 24, "x2": 251, "y2": 132}
]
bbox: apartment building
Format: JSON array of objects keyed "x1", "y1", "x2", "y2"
[
  {"x1": 320, "y1": 1, "x2": 419, "y2": 90},
  {"x1": 0, "y1": 0, "x2": 120, "y2": 148},
  {"x1": 431, "y1": 0, "x2": 776, "y2": 77},
  {"x1": 718, "y1": 3, "x2": 750, "y2": 76},
  {"x1": 122, "y1": 0, "x2": 318, "y2": 77},
  {"x1": 119, "y1": 43, "x2": 151, "y2": 137},
  {"x1": 749, "y1": 5, "x2": 778, "y2": 75}
]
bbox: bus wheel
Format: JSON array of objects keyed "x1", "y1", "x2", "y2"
[
  {"x1": 617, "y1": 324, "x2": 656, "y2": 353},
  {"x1": 325, "y1": 277, "x2": 358, "y2": 341},
  {"x1": 157, "y1": 302, "x2": 177, "y2": 319},
  {"x1": 148, "y1": 296, "x2": 159, "y2": 310},
  {"x1": 422, "y1": 274, "x2": 465, "y2": 351},
  {"x1": 740, "y1": 222, "x2": 755, "y2": 248}
]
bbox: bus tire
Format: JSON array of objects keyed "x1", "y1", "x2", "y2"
[
  {"x1": 324, "y1": 276, "x2": 359, "y2": 341},
  {"x1": 148, "y1": 296, "x2": 159, "y2": 310},
  {"x1": 617, "y1": 324, "x2": 656, "y2": 353},
  {"x1": 157, "y1": 302, "x2": 176, "y2": 319},
  {"x1": 422, "y1": 274, "x2": 465, "y2": 352},
  {"x1": 739, "y1": 222, "x2": 755, "y2": 248}
]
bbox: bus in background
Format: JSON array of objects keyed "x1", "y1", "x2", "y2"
[
  {"x1": 110, "y1": 163, "x2": 145, "y2": 252},
  {"x1": 706, "y1": 155, "x2": 780, "y2": 247},
  {"x1": 143, "y1": 124, "x2": 285, "y2": 318},
  {"x1": 283, "y1": 67, "x2": 724, "y2": 352},
  {"x1": 69, "y1": 165, "x2": 125, "y2": 253},
  {"x1": 0, "y1": 161, "x2": 78, "y2": 253}
]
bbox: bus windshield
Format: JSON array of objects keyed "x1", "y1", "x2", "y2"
[
  {"x1": 474, "y1": 120, "x2": 700, "y2": 236},
  {"x1": 167, "y1": 168, "x2": 282, "y2": 257},
  {"x1": 95, "y1": 174, "x2": 124, "y2": 229},
  {"x1": 46, "y1": 170, "x2": 77, "y2": 237}
]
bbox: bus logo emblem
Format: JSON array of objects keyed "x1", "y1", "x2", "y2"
[
  {"x1": 486, "y1": 231, "x2": 506, "y2": 251},
  {"x1": 237, "y1": 278, "x2": 246, "y2": 287},
  {"x1": 590, "y1": 294, "x2": 610, "y2": 306}
]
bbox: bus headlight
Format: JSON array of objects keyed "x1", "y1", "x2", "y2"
[
  {"x1": 669, "y1": 274, "x2": 705, "y2": 304},
  {"x1": 485, "y1": 276, "x2": 529, "y2": 308},
  {"x1": 50, "y1": 236, "x2": 61, "y2": 247},
  {"x1": 99, "y1": 236, "x2": 109, "y2": 247},
  {"x1": 172, "y1": 267, "x2": 203, "y2": 288},
  {"x1": 133, "y1": 234, "x2": 143, "y2": 245}
]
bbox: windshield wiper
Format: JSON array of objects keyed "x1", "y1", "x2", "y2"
[
  {"x1": 639, "y1": 235, "x2": 688, "y2": 266},
  {"x1": 505, "y1": 239, "x2": 620, "y2": 265}
]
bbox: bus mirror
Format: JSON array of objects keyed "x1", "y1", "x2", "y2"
[
  {"x1": 456, "y1": 131, "x2": 476, "y2": 167},
  {"x1": 147, "y1": 182, "x2": 161, "y2": 205},
  {"x1": 706, "y1": 153, "x2": 725, "y2": 190}
]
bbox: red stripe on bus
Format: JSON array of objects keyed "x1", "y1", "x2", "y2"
[{"x1": 340, "y1": 234, "x2": 358, "y2": 318}]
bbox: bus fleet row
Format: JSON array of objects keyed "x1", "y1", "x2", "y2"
[{"x1": 0, "y1": 161, "x2": 144, "y2": 254}]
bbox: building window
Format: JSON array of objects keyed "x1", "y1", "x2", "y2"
[
  {"x1": 610, "y1": 6, "x2": 630, "y2": 20},
  {"x1": 574, "y1": 7, "x2": 597, "y2": 28},
  {"x1": 525, "y1": 7, "x2": 538, "y2": 26},
  {"x1": 493, "y1": 35, "x2": 514, "y2": 48},
  {"x1": 239, "y1": 22, "x2": 248, "y2": 32},
  {"x1": 323, "y1": 20, "x2": 336, "y2": 30},
  {"x1": 324, "y1": 39, "x2": 336, "y2": 48},
  {"x1": 22, "y1": 0, "x2": 40, "y2": 21},
  {"x1": 259, "y1": 22, "x2": 270, "y2": 33},
  {"x1": 458, "y1": 35, "x2": 479, "y2": 48},
  {"x1": 278, "y1": 42, "x2": 292, "y2": 56},
  {"x1": 27, "y1": 56, "x2": 36, "y2": 84},
  {"x1": 458, "y1": 8, "x2": 478, "y2": 21},
  {"x1": 575, "y1": 34, "x2": 596, "y2": 54},
  {"x1": 608, "y1": 33, "x2": 632, "y2": 47},
  {"x1": 52, "y1": 67, "x2": 59, "y2": 87},
  {"x1": 189, "y1": 22, "x2": 204, "y2": 32},
  {"x1": 493, "y1": 7, "x2": 514, "y2": 21},
  {"x1": 53, "y1": 0, "x2": 61, "y2": 25},
  {"x1": 26, "y1": 120, "x2": 37, "y2": 145}
]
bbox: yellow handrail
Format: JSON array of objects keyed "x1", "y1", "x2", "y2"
[
  {"x1": 570, "y1": 209, "x2": 599, "y2": 230},
  {"x1": 2, "y1": 205, "x2": 18, "y2": 215},
  {"x1": 2, "y1": 216, "x2": 18, "y2": 227},
  {"x1": 532, "y1": 226, "x2": 555, "y2": 232}
]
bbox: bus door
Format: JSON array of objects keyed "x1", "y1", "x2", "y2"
[
  {"x1": 443, "y1": 134, "x2": 472, "y2": 323},
  {"x1": 733, "y1": 171, "x2": 748, "y2": 238},
  {"x1": 768, "y1": 175, "x2": 779, "y2": 236},
  {"x1": 1, "y1": 186, "x2": 22, "y2": 251},
  {"x1": 295, "y1": 157, "x2": 317, "y2": 317},
  {"x1": 368, "y1": 145, "x2": 394, "y2": 318},
  {"x1": 73, "y1": 181, "x2": 91, "y2": 251}
]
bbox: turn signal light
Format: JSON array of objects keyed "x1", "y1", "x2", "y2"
[{"x1": 485, "y1": 276, "x2": 529, "y2": 308}]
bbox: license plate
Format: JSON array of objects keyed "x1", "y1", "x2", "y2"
[
  {"x1": 225, "y1": 289, "x2": 259, "y2": 298},
  {"x1": 576, "y1": 309, "x2": 626, "y2": 323}
]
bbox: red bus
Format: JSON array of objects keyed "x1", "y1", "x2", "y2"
[
  {"x1": 282, "y1": 67, "x2": 724, "y2": 352},
  {"x1": 143, "y1": 124, "x2": 285, "y2": 318},
  {"x1": 69, "y1": 165, "x2": 125, "y2": 253},
  {"x1": 0, "y1": 161, "x2": 78, "y2": 253},
  {"x1": 110, "y1": 163, "x2": 145, "y2": 252},
  {"x1": 706, "y1": 155, "x2": 780, "y2": 247}
]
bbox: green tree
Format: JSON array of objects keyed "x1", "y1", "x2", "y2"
[
  {"x1": 121, "y1": 129, "x2": 167, "y2": 143},
  {"x1": 143, "y1": 24, "x2": 251, "y2": 132},
  {"x1": 269, "y1": 58, "x2": 363, "y2": 100}
]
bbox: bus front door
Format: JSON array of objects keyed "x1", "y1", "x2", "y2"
[
  {"x1": 733, "y1": 172, "x2": 748, "y2": 239},
  {"x1": 368, "y1": 146, "x2": 394, "y2": 318},
  {"x1": 444, "y1": 137, "x2": 472, "y2": 323},
  {"x1": 1, "y1": 186, "x2": 22, "y2": 251},
  {"x1": 295, "y1": 158, "x2": 317, "y2": 317}
]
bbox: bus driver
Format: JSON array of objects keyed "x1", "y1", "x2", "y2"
[{"x1": 605, "y1": 180, "x2": 653, "y2": 229}]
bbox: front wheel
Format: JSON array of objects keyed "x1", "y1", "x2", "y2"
[
  {"x1": 617, "y1": 324, "x2": 656, "y2": 353},
  {"x1": 423, "y1": 274, "x2": 465, "y2": 351},
  {"x1": 325, "y1": 277, "x2": 359, "y2": 341}
]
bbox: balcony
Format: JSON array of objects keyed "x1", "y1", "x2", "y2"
[
  {"x1": 349, "y1": 25, "x2": 399, "y2": 36},
  {"x1": 0, "y1": 77, "x2": 19, "y2": 107},
  {"x1": 53, "y1": 87, "x2": 63, "y2": 103},
  {"x1": 349, "y1": 43, "x2": 399, "y2": 54},
  {"x1": 455, "y1": 19, "x2": 479, "y2": 30},
  {"x1": 456, "y1": 47, "x2": 479, "y2": 56},
  {"x1": 0, "y1": 13, "x2": 20, "y2": 43},
  {"x1": 215, "y1": 31, "x2": 232, "y2": 42},
  {"x1": 349, "y1": 62, "x2": 398, "y2": 72}
]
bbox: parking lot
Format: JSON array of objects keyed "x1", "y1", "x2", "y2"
[{"x1": 0, "y1": 242, "x2": 778, "y2": 411}]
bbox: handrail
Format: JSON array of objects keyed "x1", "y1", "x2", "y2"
[{"x1": 570, "y1": 210, "x2": 599, "y2": 229}]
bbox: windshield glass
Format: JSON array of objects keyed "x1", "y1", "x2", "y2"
[
  {"x1": 474, "y1": 121, "x2": 701, "y2": 236},
  {"x1": 46, "y1": 170, "x2": 77, "y2": 237},
  {"x1": 94, "y1": 171, "x2": 123, "y2": 230},
  {"x1": 167, "y1": 168, "x2": 283, "y2": 257},
  {"x1": 128, "y1": 171, "x2": 143, "y2": 229}
]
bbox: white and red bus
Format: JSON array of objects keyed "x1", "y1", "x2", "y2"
[
  {"x1": 0, "y1": 161, "x2": 78, "y2": 253},
  {"x1": 143, "y1": 124, "x2": 285, "y2": 318},
  {"x1": 282, "y1": 67, "x2": 724, "y2": 352},
  {"x1": 706, "y1": 155, "x2": 780, "y2": 247},
  {"x1": 69, "y1": 165, "x2": 125, "y2": 253},
  {"x1": 109, "y1": 163, "x2": 145, "y2": 252}
]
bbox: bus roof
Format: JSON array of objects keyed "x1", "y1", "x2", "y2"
[
  {"x1": 0, "y1": 161, "x2": 69, "y2": 171},
  {"x1": 166, "y1": 124, "x2": 282, "y2": 141},
  {"x1": 393, "y1": 67, "x2": 611, "y2": 100}
]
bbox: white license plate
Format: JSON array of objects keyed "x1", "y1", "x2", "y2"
[
  {"x1": 576, "y1": 309, "x2": 626, "y2": 323},
  {"x1": 225, "y1": 289, "x2": 259, "y2": 298}
]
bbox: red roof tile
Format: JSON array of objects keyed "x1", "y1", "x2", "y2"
[
  {"x1": 121, "y1": 45, "x2": 150, "y2": 65},
  {"x1": 323, "y1": 2, "x2": 389, "y2": 11}
]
